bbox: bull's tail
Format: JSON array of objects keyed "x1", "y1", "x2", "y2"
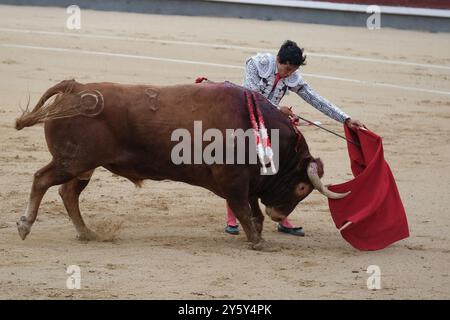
[{"x1": 15, "y1": 79, "x2": 86, "y2": 130}]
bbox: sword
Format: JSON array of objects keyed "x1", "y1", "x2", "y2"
[{"x1": 294, "y1": 114, "x2": 361, "y2": 148}]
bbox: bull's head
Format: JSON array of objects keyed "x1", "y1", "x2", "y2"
[{"x1": 264, "y1": 158, "x2": 350, "y2": 222}]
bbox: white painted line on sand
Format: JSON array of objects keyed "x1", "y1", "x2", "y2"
[
  {"x1": 1, "y1": 43, "x2": 449, "y2": 96},
  {"x1": 1, "y1": 27, "x2": 449, "y2": 71}
]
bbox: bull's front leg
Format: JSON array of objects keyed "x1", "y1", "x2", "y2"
[
  {"x1": 228, "y1": 199, "x2": 279, "y2": 252},
  {"x1": 214, "y1": 168, "x2": 276, "y2": 250},
  {"x1": 226, "y1": 198, "x2": 263, "y2": 249},
  {"x1": 249, "y1": 197, "x2": 264, "y2": 236}
]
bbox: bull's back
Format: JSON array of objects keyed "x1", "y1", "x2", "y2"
[{"x1": 109, "y1": 82, "x2": 248, "y2": 149}]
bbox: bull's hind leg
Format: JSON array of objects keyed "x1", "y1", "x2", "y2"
[
  {"x1": 58, "y1": 170, "x2": 97, "y2": 241},
  {"x1": 17, "y1": 161, "x2": 75, "y2": 240}
]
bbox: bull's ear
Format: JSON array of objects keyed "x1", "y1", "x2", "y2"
[{"x1": 296, "y1": 182, "x2": 312, "y2": 198}]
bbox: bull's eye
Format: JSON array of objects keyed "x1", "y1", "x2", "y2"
[{"x1": 296, "y1": 182, "x2": 311, "y2": 198}]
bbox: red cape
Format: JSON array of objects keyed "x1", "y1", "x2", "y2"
[{"x1": 328, "y1": 126, "x2": 409, "y2": 250}]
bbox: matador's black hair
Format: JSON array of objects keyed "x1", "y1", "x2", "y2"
[{"x1": 277, "y1": 40, "x2": 307, "y2": 66}]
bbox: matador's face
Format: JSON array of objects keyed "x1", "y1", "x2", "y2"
[{"x1": 276, "y1": 57, "x2": 299, "y2": 78}]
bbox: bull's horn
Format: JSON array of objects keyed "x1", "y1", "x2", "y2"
[{"x1": 307, "y1": 162, "x2": 351, "y2": 199}]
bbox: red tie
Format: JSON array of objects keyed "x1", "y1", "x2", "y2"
[{"x1": 272, "y1": 73, "x2": 281, "y2": 91}]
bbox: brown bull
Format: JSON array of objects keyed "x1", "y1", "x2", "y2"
[{"x1": 15, "y1": 80, "x2": 348, "y2": 250}]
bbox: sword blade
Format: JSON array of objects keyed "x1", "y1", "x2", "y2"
[{"x1": 295, "y1": 115, "x2": 361, "y2": 147}]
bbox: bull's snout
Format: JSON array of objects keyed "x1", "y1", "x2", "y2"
[{"x1": 265, "y1": 207, "x2": 285, "y2": 222}]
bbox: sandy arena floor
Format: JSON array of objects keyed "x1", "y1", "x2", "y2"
[{"x1": 0, "y1": 4, "x2": 449, "y2": 299}]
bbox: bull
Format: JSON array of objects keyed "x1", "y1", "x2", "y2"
[{"x1": 14, "y1": 80, "x2": 349, "y2": 250}]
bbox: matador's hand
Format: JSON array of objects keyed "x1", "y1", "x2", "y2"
[
  {"x1": 279, "y1": 106, "x2": 295, "y2": 117},
  {"x1": 345, "y1": 118, "x2": 367, "y2": 130}
]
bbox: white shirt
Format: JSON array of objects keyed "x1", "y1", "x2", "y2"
[{"x1": 243, "y1": 53, "x2": 350, "y2": 123}]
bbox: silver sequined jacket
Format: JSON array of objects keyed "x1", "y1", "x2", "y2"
[{"x1": 243, "y1": 53, "x2": 350, "y2": 123}]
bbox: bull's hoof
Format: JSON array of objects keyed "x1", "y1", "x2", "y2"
[
  {"x1": 16, "y1": 217, "x2": 31, "y2": 240},
  {"x1": 250, "y1": 240, "x2": 281, "y2": 252},
  {"x1": 76, "y1": 229, "x2": 98, "y2": 241}
]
